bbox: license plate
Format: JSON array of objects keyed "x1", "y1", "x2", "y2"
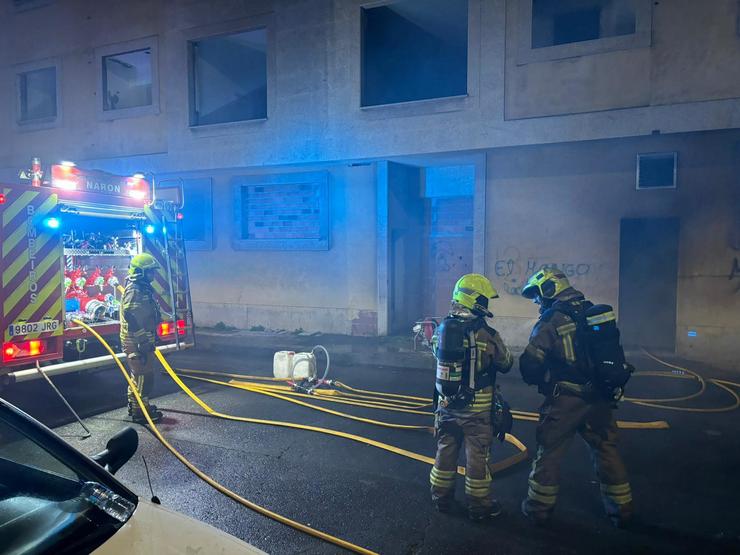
[{"x1": 8, "y1": 320, "x2": 60, "y2": 336}]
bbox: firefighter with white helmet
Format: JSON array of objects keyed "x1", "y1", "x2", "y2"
[
  {"x1": 519, "y1": 268, "x2": 633, "y2": 527},
  {"x1": 430, "y1": 274, "x2": 513, "y2": 520},
  {"x1": 120, "y1": 253, "x2": 163, "y2": 423}
]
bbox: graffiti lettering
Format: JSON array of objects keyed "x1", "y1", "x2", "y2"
[{"x1": 494, "y1": 246, "x2": 593, "y2": 296}]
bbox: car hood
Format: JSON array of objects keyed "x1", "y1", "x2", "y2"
[{"x1": 92, "y1": 499, "x2": 266, "y2": 554}]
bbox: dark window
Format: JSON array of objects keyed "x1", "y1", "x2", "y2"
[
  {"x1": 532, "y1": 0, "x2": 636, "y2": 49},
  {"x1": 637, "y1": 153, "x2": 677, "y2": 190},
  {"x1": 102, "y1": 48, "x2": 153, "y2": 111},
  {"x1": 190, "y1": 28, "x2": 267, "y2": 126},
  {"x1": 361, "y1": 0, "x2": 468, "y2": 107},
  {"x1": 18, "y1": 67, "x2": 57, "y2": 122},
  {"x1": 159, "y1": 178, "x2": 213, "y2": 249},
  {"x1": 182, "y1": 185, "x2": 208, "y2": 242}
]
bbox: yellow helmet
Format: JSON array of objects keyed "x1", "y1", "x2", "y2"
[
  {"x1": 129, "y1": 253, "x2": 159, "y2": 276},
  {"x1": 452, "y1": 274, "x2": 499, "y2": 316},
  {"x1": 521, "y1": 268, "x2": 571, "y2": 300}
]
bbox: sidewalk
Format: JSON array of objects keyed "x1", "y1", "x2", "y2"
[
  {"x1": 194, "y1": 326, "x2": 737, "y2": 378},
  {"x1": 194, "y1": 327, "x2": 442, "y2": 370}
]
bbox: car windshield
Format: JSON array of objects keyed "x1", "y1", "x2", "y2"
[{"x1": 0, "y1": 411, "x2": 135, "y2": 555}]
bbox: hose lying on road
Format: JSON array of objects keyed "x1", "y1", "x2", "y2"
[
  {"x1": 626, "y1": 349, "x2": 740, "y2": 413},
  {"x1": 175, "y1": 368, "x2": 670, "y2": 430},
  {"x1": 165, "y1": 367, "x2": 528, "y2": 475},
  {"x1": 72, "y1": 320, "x2": 378, "y2": 555}
]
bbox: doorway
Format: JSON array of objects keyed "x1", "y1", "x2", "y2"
[
  {"x1": 423, "y1": 196, "x2": 474, "y2": 318},
  {"x1": 618, "y1": 218, "x2": 680, "y2": 351},
  {"x1": 385, "y1": 163, "x2": 475, "y2": 334}
]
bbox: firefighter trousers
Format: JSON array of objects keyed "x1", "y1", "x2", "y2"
[
  {"x1": 524, "y1": 391, "x2": 633, "y2": 523},
  {"x1": 430, "y1": 412, "x2": 493, "y2": 513},
  {"x1": 125, "y1": 349, "x2": 156, "y2": 409}
]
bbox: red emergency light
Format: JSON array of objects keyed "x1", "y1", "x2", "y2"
[
  {"x1": 51, "y1": 163, "x2": 82, "y2": 190},
  {"x1": 126, "y1": 174, "x2": 150, "y2": 201},
  {"x1": 2, "y1": 340, "x2": 46, "y2": 363},
  {"x1": 158, "y1": 320, "x2": 187, "y2": 338},
  {"x1": 158, "y1": 322, "x2": 171, "y2": 337},
  {"x1": 0, "y1": 193, "x2": 5, "y2": 204}
]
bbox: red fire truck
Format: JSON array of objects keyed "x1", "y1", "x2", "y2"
[{"x1": 0, "y1": 159, "x2": 194, "y2": 387}]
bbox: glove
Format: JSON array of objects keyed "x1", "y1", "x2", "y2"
[
  {"x1": 491, "y1": 387, "x2": 513, "y2": 442},
  {"x1": 434, "y1": 413, "x2": 441, "y2": 439},
  {"x1": 128, "y1": 351, "x2": 147, "y2": 365}
]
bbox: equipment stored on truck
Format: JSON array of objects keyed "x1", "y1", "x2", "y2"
[{"x1": 0, "y1": 158, "x2": 194, "y2": 386}]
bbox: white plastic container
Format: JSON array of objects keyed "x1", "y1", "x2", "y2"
[
  {"x1": 273, "y1": 351, "x2": 295, "y2": 379},
  {"x1": 273, "y1": 350, "x2": 317, "y2": 380},
  {"x1": 291, "y1": 352, "x2": 316, "y2": 380}
]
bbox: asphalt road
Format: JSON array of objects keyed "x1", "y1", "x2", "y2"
[{"x1": 3, "y1": 346, "x2": 740, "y2": 554}]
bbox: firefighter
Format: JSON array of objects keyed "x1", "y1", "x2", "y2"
[
  {"x1": 519, "y1": 268, "x2": 632, "y2": 527},
  {"x1": 430, "y1": 274, "x2": 513, "y2": 520},
  {"x1": 120, "y1": 253, "x2": 163, "y2": 424}
]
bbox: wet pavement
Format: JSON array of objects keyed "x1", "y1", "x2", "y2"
[{"x1": 2, "y1": 339, "x2": 740, "y2": 554}]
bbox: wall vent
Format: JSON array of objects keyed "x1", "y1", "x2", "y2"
[{"x1": 636, "y1": 152, "x2": 677, "y2": 190}]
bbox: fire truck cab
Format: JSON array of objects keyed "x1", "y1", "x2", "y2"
[{"x1": 0, "y1": 159, "x2": 194, "y2": 386}]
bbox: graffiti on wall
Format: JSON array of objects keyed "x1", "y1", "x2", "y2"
[{"x1": 494, "y1": 246, "x2": 592, "y2": 296}]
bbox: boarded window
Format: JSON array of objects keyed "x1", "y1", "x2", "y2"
[
  {"x1": 102, "y1": 48, "x2": 153, "y2": 111},
  {"x1": 361, "y1": 0, "x2": 468, "y2": 107},
  {"x1": 532, "y1": 0, "x2": 636, "y2": 48},
  {"x1": 232, "y1": 172, "x2": 329, "y2": 251},
  {"x1": 637, "y1": 153, "x2": 677, "y2": 190},
  {"x1": 18, "y1": 67, "x2": 57, "y2": 122},
  {"x1": 240, "y1": 183, "x2": 322, "y2": 240},
  {"x1": 190, "y1": 28, "x2": 267, "y2": 126}
]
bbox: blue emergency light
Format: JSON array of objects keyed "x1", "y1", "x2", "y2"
[
  {"x1": 43, "y1": 217, "x2": 61, "y2": 229},
  {"x1": 144, "y1": 224, "x2": 156, "y2": 234}
]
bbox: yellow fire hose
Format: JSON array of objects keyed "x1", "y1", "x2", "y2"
[
  {"x1": 205, "y1": 380, "x2": 436, "y2": 416},
  {"x1": 175, "y1": 370, "x2": 668, "y2": 430},
  {"x1": 73, "y1": 319, "x2": 692, "y2": 552},
  {"x1": 625, "y1": 350, "x2": 740, "y2": 413},
  {"x1": 72, "y1": 320, "x2": 378, "y2": 555},
  {"x1": 177, "y1": 368, "x2": 432, "y2": 408},
  {"x1": 168, "y1": 371, "x2": 529, "y2": 475}
]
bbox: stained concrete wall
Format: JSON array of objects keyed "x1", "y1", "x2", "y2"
[
  {"x1": 165, "y1": 163, "x2": 378, "y2": 335},
  {"x1": 505, "y1": 0, "x2": 740, "y2": 119},
  {"x1": 0, "y1": 0, "x2": 738, "y2": 353},
  {"x1": 1, "y1": 0, "x2": 739, "y2": 172},
  {"x1": 486, "y1": 130, "x2": 740, "y2": 369}
]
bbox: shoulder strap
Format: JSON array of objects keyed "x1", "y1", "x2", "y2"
[{"x1": 548, "y1": 300, "x2": 593, "y2": 374}]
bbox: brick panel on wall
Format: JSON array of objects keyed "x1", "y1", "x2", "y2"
[
  {"x1": 232, "y1": 171, "x2": 330, "y2": 251},
  {"x1": 241, "y1": 182, "x2": 322, "y2": 240}
]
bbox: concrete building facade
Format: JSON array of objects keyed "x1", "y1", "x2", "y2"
[{"x1": 1, "y1": 0, "x2": 738, "y2": 367}]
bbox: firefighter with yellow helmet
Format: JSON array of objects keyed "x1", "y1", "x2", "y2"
[
  {"x1": 430, "y1": 274, "x2": 513, "y2": 519},
  {"x1": 120, "y1": 253, "x2": 163, "y2": 423},
  {"x1": 519, "y1": 268, "x2": 633, "y2": 527}
]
